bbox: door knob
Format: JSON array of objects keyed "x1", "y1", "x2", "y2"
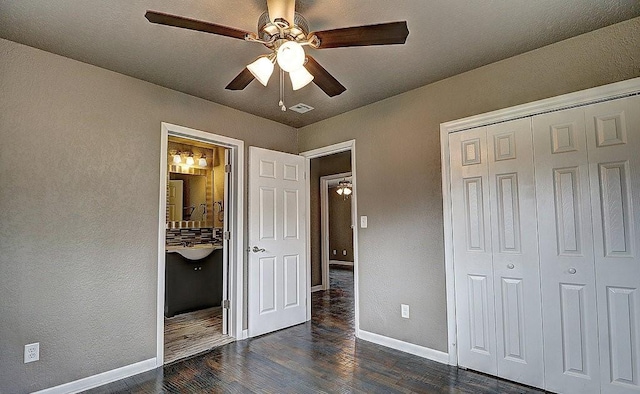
[
  {"x1": 568, "y1": 267, "x2": 577, "y2": 274},
  {"x1": 507, "y1": 263, "x2": 515, "y2": 269},
  {"x1": 252, "y1": 246, "x2": 266, "y2": 253}
]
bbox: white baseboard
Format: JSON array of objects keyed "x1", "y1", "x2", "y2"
[
  {"x1": 33, "y1": 358, "x2": 157, "y2": 394},
  {"x1": 311, "y1": 285, "x2": 324, "y2": 292},
  {"x1": 241, "y1": 329, "x2": 249, "y2": 339},
  {"x1": 357, "y1": 329, "x2": 449, "y2": 365},
  {"x1": 329, "y1": 260, "x2": 354, "y2": 266}
]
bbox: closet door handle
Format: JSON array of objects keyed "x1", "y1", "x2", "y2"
[
  {"x1": 507, "y1": 263, "x2": 515, "y2": 269},
  {"x1": 252, "y1": 246, "x2": 266, "y2": 253},
  {"x1": 568, "y1": 267, "x2": 577, "y2": 274}
]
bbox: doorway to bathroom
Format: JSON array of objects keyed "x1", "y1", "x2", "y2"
[{"x1": 157, "y1": 123, "x2": 245, "y2": 366}]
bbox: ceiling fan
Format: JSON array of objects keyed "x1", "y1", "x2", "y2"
[{"x1": 145, "y1": 0, "x2": 409, "y2": 110}]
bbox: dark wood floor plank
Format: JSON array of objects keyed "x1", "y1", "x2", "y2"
[{"x1": 84, "y1": 267, "x2": 544, "y2": 393}]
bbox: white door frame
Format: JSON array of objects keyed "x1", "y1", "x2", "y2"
[
  {"x1": 439, "y1": 77, "x2": 640, "y2": 367},
  {"x1": 300, "y1": 140, "x2": 359, "y2": 333},
  {"x1": 320, "y1": 173, "x2": 353, "y2": 290},
  {"x1": 157, "y1": 122, "x2": 245, "y2": 366}
]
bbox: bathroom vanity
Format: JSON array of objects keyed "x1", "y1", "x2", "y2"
[{"x1": 164, "y1": 245, "x2": 223, "y2": 317}]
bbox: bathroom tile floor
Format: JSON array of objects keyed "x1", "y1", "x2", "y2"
[{"x1": 164, "y1": 306, "x2": 234, "y2": 364}]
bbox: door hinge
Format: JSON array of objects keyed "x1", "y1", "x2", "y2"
[
  {"x1": 303, "y1": 171, "x2": 306, "y2": 180},
  {"x1": 222, "y1": 300, "x2": 230, "y2": 309},
  {"x1": 223, "y1": 231, "x2": 231, "y2": 240},
  {"x1": 225, "y1": 164, "x2": 231, "y2": 173}
]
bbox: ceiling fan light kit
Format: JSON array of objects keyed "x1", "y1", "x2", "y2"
[
  {"x1": 145, "y1": 0, "x2": 408, "y2": 111},
  {"x1": 289, "y1": 66, "x2": 314, "y2": 90},
  {"x1": 247, "y1": 55, "x2": 275, "y2": 86},
  {"x1": 275, "y1": 40, "x2": 305, "y2": 72}
]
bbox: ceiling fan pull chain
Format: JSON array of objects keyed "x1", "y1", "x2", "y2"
[{"x1": 279, "y1": 68, "x2": 286, "y2": 111}]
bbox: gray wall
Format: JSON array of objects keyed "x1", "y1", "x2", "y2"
[
  {"x1": 298, "y1": 17, "x2": 640, "y2": 351},
  {"x1": 309, "y1": 152, "x2": 352, "y2": 286},
  {"x1": 0, "y1": 38, "x2": 296, "y2": 393}
]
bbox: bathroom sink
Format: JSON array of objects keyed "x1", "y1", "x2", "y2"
[{"x1": 166, "y1": 244, "x2": 219, "y2": 260}]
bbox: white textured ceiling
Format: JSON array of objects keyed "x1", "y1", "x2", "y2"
[{"x1": 1, "y1": 1, "x2": 638, "y2": 128}]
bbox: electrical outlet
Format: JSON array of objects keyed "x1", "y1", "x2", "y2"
[
  {"x1": 343, "y1": 250, "x2": 347, "y2": 256},
  {"x1": 333, "y1": 250, "x2": 337, "y2": 255},
  {"x1": 401, "y1": 304, "x2": 410, "y2": 319},
  {"x1": 24, "y1": 343, "x2": 39, "y2": 363}
]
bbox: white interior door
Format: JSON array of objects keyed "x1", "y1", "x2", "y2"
[
  {"x1": 533, "y1": 107, "x2": 600, "y2": 394},
  {"x1": 449, "y1": 127, "x2": 498, "y2": 375},
  {"x1": 486, "y1": 119, "x2": 544, "y2": 388},
  {"x1": 221, "y1": 149, "x2": 230, "y2": 335},
  {"x1": 248, "y1": 146, "x2": 307, "y2": 337},
  {"x1": 585, "y1": 96, "x2": 640, "y2": 394},
  {"x1": 168, "y1": 180, "x2": 183, "y2": 221}
]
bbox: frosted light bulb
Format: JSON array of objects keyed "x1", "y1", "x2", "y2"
[
  {"x1": 289, "y1": 66, "x2": 314, "y2": 90},
  {"x1": 277, "y1": 41, "x2": 305, "y2": 72},
  {"x1": 247, "y1": 56, "x2": 274, "y2": 86}
]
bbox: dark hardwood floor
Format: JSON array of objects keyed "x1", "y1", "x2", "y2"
[{"x1": 85, "y1": 266, "x2": 544, "y2": 393}]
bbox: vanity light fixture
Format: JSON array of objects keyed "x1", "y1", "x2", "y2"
[
  {"x1": 171, "y1": 151, "x2": 182, "y2": 164},
  {"x1": 198, "y1": 154, "x2": 207, "y2": 167},
  {"x1": 185, "y1": 152, "x2": 195, "y2": 166}
]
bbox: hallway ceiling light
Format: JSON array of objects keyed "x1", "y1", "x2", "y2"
[{"x1": 336, "y1": 179, "x2": 352, "y2": 198}]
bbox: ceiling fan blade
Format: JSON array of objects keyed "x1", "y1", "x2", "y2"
[
  {"x1": 305, "y1": 56, "x2": 346, "y2": 97},
  {"x1": 225, "y1": 68, "x2": 255, "y2": 90},
  {"x1": 267, "y1": 0, "x2": 296, "y2": 26},
  {"x1": 312, "y1": 21, "x2": 409, "y2": 49},
  {"x1": 145, "y1": 10, "x2": 251, "y2": 40}
]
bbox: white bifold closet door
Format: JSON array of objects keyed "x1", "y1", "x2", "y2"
[
  {"x1": 450, "y1": 118, "x2": 544, "y2": 388},
  {"x1": 533, "y1": 108, "x2": 601, "y2": 394},
  {"x1": 585, "y1": 96, "x2": 640, "y2": 394},
  {"x1": 533, "y1": 95, "x2": 640, "y2": 394},
  {"x1": 450, "y1": 127, "x2": 497, "y2": 375}
]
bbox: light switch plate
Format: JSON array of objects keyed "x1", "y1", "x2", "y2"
[
  {"x1": 401, "y1": 304, "x2": 410, "y2": 319},
  {"x1": 360, "y1": 216, "x2": 368, "y2": 228}
]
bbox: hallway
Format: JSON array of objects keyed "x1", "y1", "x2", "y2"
[{"x1": 85, "y1": 267, "x2": 542, "y2": 393}]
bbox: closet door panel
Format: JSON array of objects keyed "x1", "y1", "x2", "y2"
[
  {"x1": 449, "y1": 127, "x2": 497, "y2": 375},
  {"x1": 487, "y1": 118, "x2": 544, "y2": 388},
  {"x1": 585, "y1": 96, "x2": 640, "y2": 394},
  {"x1": 533, "y1": 108, "x2": 600, "y2": 394}
]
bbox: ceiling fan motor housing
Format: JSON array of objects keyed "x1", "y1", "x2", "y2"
[{"x1": 257, "y1": 11, "x2": 310, "y2": 44}]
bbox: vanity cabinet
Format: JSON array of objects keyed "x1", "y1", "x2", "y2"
[{"x1": 165, "y1": 248, "x2": 223, "y2": 317}]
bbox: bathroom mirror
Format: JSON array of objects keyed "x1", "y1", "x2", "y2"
[{"x1": 168, "y1": 172, "x2": 213, "y2": 228}]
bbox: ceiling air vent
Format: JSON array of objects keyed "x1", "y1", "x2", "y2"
[{"x1": 289, "y1": 103, "x2": 314, "y2": 114}]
